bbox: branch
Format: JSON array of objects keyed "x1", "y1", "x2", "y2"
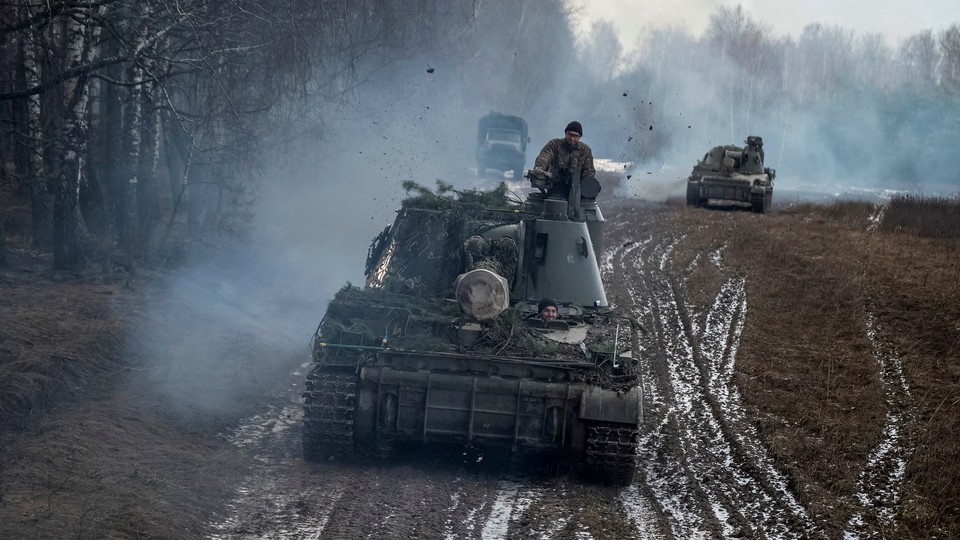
[{"x1": 0, "y1": 55, "x2": 125, "y2": 100}]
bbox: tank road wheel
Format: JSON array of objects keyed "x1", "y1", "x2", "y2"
[
  {"x1": 302, "y1": 370, "x2": 357, "y2": 462},
  {"x1": 581, "y1": 423, "x2": 639, "y2": 486},
  {"x1": 686, "y1": 182, "x2": 701, "y2": 207}
]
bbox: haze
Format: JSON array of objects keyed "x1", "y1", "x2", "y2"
[
  {"x1": 5, "y1": 1, "x2": 953, "y2": 414},
  {"x1": 570, "y1": 0, "x2": 960, "y2": 52}
]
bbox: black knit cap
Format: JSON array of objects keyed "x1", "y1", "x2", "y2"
[
  {"x1": 538, "y1": 298, "x2": 558, "y2": 313},
  {"x1": 564, "y1": 121, "x2": 582, "y2": 136}
]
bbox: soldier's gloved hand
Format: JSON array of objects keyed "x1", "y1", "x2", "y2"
[
  {"x1": 528, "y1": 168, "x2": 550, "y2": 190},
  {"x1": 532, "y1": 168, "x2": 552, "y2": 180}
]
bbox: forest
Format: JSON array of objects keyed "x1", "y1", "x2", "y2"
[{"x1": 1, "y1": 1, "x2": 959, "y2": 270}]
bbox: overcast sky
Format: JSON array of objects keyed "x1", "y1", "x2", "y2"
[{"x1": 569, "y1": 0, "x2": 960, "y2": 53}]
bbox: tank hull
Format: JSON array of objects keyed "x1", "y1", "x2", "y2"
[
  {"x1": 356, "y1": 365, "x2": 639, "y2": 452},
  {"x1": 304, "y1": 351, "x2": 640, "y2": 483}
]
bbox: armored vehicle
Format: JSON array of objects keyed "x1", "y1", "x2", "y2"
[
  {"x1": 476, "y1": 112, "x2": 530, "y2": 177},
  {"x1": 686, "y1": 135, "x2": 776, "y2": 213},
  {"x1": 302, "y1": 177, "x2": 642, "y2": 484}
]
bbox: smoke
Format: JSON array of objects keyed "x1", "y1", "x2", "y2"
[
  {"x1": 576, "y1": 16, "x2": 960, "y2": 204},
  {"x1": 129, "y1": 2, "x2": 958, "y2": 421},
  {"x1": 129, "y1": 1, "x2": 590, "y2": 420}
]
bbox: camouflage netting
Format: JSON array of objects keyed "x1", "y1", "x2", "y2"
[
  {"x1": 462, "y1": 235, "x2": 518, "y2": 285},
  {"x1": 365, "y1": 181, "x2": 524, "y2": 297}
]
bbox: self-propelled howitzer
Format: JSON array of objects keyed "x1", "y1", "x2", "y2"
[
  {"x1": 302, "y1": 179, "x2": 643, "y2": 484},
  {"x1": 686, "y1": 135, "x2": 776, "y2": 213}
]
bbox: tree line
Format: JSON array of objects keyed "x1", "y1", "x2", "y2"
[
  {"x1": 578, "y1": 7, "x2": 960, "y2": 182},
  {"x1": 2, "y1": 2, "x2": 958, "y2": 270},
  {"x1": 1, "y1": 0, "x2": 575, "y2": 269}
]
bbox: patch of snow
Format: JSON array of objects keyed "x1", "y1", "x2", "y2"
[
  {"x1": 480, "y1": 480, "x2": 522, "y2": 539},
  {"x1": 844, "y1": 311, "x2": 917, "y2": 538},
  {"x1": 709, "y1": 245, "x2": 724, "y2": 267},
  {"x1": 619, "y1": 485, "x2": 667, "y2": 539}
]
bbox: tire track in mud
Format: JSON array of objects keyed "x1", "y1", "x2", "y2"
[
  {"x1": 608, "y1": 215, "x2": 812, "y2": 538},
  {"x1": 843, "y1": 309, "x2": 917, "y2": 539},
  {"x1": 208, "y1": 363, "x2": 347, "y2": 540},
  {"x1": 610, "y1": 237, "x2": 714, "y2": 538}
]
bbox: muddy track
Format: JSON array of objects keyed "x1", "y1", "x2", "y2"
[
  {"x1": 605, "y1": 210, "x2": 813, "y2": 539},
  {"x1": 843, "y1": 308, "x2": 917, "y2": 538},
  {"x1": 205, "y1": 207, "x2": 921, "y2": 539}
]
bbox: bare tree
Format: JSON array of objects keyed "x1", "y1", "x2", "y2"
[
  {"x1": 853, "y1": 33, "x2": 894, "y2": 89},
  {"x1": 705, "y1": 5, "x2": 782, "y2": 139},
  {"x1": 791, "y1": 23, "x2": 855, "y2": 104},
  {"x1": 940, "y1": 24, "x2": 960, "y2": 92},
  {"x1": 899, "y1": 30, "x2": 940, "y2": 93},
  {"x1": 581, "y1": 20, "x2": 623, "y2": 83}
]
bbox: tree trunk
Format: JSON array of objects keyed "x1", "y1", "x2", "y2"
[
  {"x1": 163, "y1": 110, "x2": 189, "y2": 207},
  {"x1": 100, "y1": 60, "x2": 126, "y2": 245},
  {"x1": 79, "y1": 72, "x2": 110, "y2": 236},
  {"x1": 136, "y1": 80, "x2": 161, "y2": 252},
  {"x1": 53, "y1": 9, "x2": 102, "y2": 269},
  {"x1": 19, "y1": 25, "x2": 50, "y2": 247},
  {"x1": 0, "y1": 182, "x2": 7, "y2": 266},
  {"x1": 117, "y1": 59, "x2": 143, "y2": 255},
  {"x1": 0, "y1": 146, "x2": 8, "y2": 265}
]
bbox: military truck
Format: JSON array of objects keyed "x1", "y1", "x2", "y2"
[
  {"x1": 302, "y1": 177, "x2": 642, "y2": 484},
  {"x1": 686, "y1": 135, "x2": 776, "y2": 213},
  {"x1": 476, "y1": 112, "x2": 530, "y2": 177}
]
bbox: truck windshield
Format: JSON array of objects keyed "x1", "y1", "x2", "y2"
[{"x1": 487, "y1": 129, "x2": 521, "y2": 143}]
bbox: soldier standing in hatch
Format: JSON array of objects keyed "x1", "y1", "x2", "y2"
[{"x1": 530, "y1": 121, "x2": 596, "y2": 221}]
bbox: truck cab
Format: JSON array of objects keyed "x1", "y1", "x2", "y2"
[{"x1": 476, "y1": 112, "x2": 530, "y2": 177}]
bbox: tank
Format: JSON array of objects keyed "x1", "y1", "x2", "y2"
[
  {"x1": 302, "y1": 178, "x2": 642, "y2": 484},
  {"x1": 476, "y1": 111, "x2": 530, "y2": 177},
  {"x1": 686, "y1": 135, "x2": 776, "y2": 213}
]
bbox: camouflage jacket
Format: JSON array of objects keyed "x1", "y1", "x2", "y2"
[{"x1": 533, "y1": 138, "x2": 596, "y2": 182}]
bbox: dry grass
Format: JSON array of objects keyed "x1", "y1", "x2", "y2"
[
  {"x1": 0, "y1": 393, "x2": 244, "y2": 539},
  {"x1": 881, "y1": 194, "x2": 960, "y2": 238},
  {"x1": 0, "y1": 277, "x2": 134, "y2": 430},
  {"x1": 629, "y1": 194, "x2": 959, "y2": 536},
  {"x1": 853, "y1": 199, "x2": 960, "y2": 537},
  {"x1": 718, "y1": 196, "x2": 960, "y2": 537},
  {"x1": 0, "y1": 264, "x2": 300, "y2": 538},
  {"x1": 723, "y1": 212, "x2": 882, "y2": 533}
]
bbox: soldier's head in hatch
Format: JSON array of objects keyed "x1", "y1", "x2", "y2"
[
  {"x1": 538, "y1": 298, "x2": 559, "y2": 323},
  {"x1": 564, "y1": 121, "x2": 582, "y2": 148}
]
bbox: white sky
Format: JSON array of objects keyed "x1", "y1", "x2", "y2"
[{"x1": 569, "y1": 0, "x2": 960, "y2": 53}]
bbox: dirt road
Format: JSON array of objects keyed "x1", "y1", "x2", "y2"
[{"x1": 204, "y1": 204, "x2": 828, "y2": 539}]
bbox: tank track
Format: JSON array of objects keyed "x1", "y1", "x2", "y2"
[
  {"x1": 583, "y1": 423, "x2": 639, "y2": 486},
  {"x1": 301, "y1": 370, "x2": 357, "y2": 462},
  {"x1": 686, "y1": 182, "x2": 701, "y2": 207},
  {"x1": 751, "y1": 191, "x2": 770, "y2": 214}
]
